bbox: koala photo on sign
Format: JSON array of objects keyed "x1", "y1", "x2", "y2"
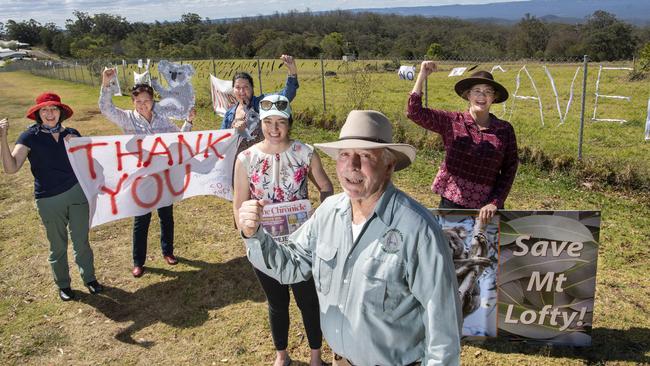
[{"x1": 152, "y1": 60, "x2": 196, "y2": 120}]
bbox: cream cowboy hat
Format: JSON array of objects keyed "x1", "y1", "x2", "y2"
[{"x1": 314, "y1": 110, "x2": 416, "y2": 171}]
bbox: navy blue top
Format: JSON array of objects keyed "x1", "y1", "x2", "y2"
[{"x1": 16, "y1": 124, "x2": 80, "y2": 199}]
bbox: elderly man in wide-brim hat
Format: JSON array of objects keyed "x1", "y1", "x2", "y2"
[{"x1": 239, "y1": 110, "x2": 462, "y2": 366}]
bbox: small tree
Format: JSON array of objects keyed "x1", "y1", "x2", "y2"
[
  {"x1": 426, "y1": 42, "x2": 443, "y2": 60},
  {"x1": 639, "y1": 42, "x2": 650, "y2": 72},
  {"x1": 320, "y1": 32, "x2": 345, "y2": 59}
]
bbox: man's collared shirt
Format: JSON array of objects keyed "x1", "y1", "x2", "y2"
[
  {"x1": 245, "y1": 183, "x2": 462, "y2": 366},
  {"x1": 99, "y1": 87, "x2": 192, "y2": 135}
]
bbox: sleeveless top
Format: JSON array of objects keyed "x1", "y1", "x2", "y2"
[{"x1": 238, "y1": 140, "x2": 314, "y2": 202}]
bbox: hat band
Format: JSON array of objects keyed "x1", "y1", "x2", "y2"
[{"x1": 338, "y1": 136, "x2": 389, "y2": 144}]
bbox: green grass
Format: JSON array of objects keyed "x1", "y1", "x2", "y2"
[{"x1": 0, "y1": 71, "x2": 648, "y2": 365}]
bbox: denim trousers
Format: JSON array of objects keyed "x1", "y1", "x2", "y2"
[{"x1": 132, "y1": 204, "x2": 174, "y2": 266}]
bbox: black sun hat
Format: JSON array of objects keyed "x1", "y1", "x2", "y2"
[{"x1": 454, "y1": 70, "x2": 509, "y2": 104}]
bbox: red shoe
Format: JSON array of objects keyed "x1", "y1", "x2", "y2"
[
  {"x1": 163, "y1": 254, "x2": 178, "y2": 265},
  {"x1": 132, "y1": 266, "x2": 144, "y2": 278}
]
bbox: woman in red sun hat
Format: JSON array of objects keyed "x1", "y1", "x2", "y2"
[{"x1": 0, "y1": 92, "x2": 102, "y2": 302}]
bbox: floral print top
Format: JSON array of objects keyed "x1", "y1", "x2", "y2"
[{"x1": 238, "y1": 140, "x2": 314, "y2": 202}]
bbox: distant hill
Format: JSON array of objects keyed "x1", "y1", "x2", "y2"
[{"x1": 348, "y1": 0, "x2": 650, "y2": 25}]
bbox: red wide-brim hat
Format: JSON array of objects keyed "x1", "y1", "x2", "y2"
[{"x1": 25, "y1": 92, "x2": 74, "y2": 121}]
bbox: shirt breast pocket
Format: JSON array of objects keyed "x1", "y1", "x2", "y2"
[
  {"x1": 362, "y1": 257, "x2": 405, "y2": 313},
  {"x1": 314, "y1": 244, "x2": 337, "y2": 295}
]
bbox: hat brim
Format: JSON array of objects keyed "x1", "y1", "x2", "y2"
[
  {"x1": 454, "y1": 77, "x2": 508, "y2": 104},
  {"x1": 259, "y1": 109, "x2": 291, "y2": 120},
  {"x1": 314, "y1": 139, "x2": 416, "y2": 171},
  {"x1": 26, "y1": 101, "x2": 74, "y2": 121}
]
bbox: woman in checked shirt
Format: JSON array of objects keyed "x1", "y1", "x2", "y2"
[{"x1": 406, "y1": 61, "x2": 518, "y2": 224}]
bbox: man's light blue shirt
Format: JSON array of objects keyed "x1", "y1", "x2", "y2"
[{"x1": 244, "y1": 183, "x2": 462, "y2": 366}]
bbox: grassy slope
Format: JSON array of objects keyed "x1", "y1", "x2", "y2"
[{"x1": 0, "y1": 71, "x2": 648, "y2": 365}]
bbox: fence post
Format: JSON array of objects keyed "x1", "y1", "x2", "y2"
[
  {"x1": 256, "y1": 56, "x2": 263, "y2": 95},
  {"x1": 66, "y1": 64, "x2": 73, "y2": 81},
  {"x1": 88, "y1": 62, "x2": 95, "y2": 87},
  {"x1": 72, "y1": 62, "x2": 79, "y2": 83},
  {"x1": 212, "y1": 57, "x2": 216, "y2": 76},
  {"x1": 320, "y1": 55, "x2": 327, "y2": 113},
  {"x1": 80, "y1": 61, "x2": 86, "y2": 85},
  {"x1": 121, "y1": 60, "x2": 128, "y2": 90},
  {"x1": 578, "y1": 55, "x2": 589, "y2": 161}
]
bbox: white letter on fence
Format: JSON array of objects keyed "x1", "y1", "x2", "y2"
[
  {"x1": 592, "y1": 65, "x2": 632, "y2": 123},
  {"x1": 544, "y1": 66, "x2": 580, "y2": 125},
  {"x1": 509, "y1": 65, "x2": 544, "y2": 126}
]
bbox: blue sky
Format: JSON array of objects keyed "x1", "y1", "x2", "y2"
[{"x1": 1, "y1": 0, "x2": 520, "y2": 27}]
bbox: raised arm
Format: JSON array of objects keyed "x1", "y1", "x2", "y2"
[
  {"x1": 240, "y1": 198, "x2": 315, "y2": 285},
  {"x1": 406, "y1": 61, "x2": 454, "y2": 135},
  {"x1": 98, "y1": 68, "x2": 132, "y2": 131},
  {"x1": 0, "y1": 118, "x2": 29, "y2": 174},
  {"x1": 411, "y1": 61, "x2": 436, "y2": 95},
  {"x1": 276, "y1": 55, "x2": 299, "y2": 101}
]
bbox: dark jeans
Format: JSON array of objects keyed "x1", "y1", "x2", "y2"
[
  {"x1": 253, "y1": 267, "x2": 323, "y2": 350},
  {"x1": 132, "y1": 204, "x2": 174, "y2": 266}
]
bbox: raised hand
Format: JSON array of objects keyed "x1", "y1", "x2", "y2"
[
  {"x1": 280, "y1": 55, "x2": 298, "y2": 76},
  {"x1": 419, "y1": 61, "x2": 437, "y2": 78},
  {"x1": 0, "y1": 118, "x2": 8, "y2": 138},
  {"x1": 102, "y1": 68, "x2": 117, "y2": 87}
]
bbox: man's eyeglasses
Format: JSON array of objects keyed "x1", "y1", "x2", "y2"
[
  {"x1": 260, "y1": 100, "x2": 289, "y2": 111},
  {"x1": 469, "y1": 88, "x2": 496, "y2": 97}
]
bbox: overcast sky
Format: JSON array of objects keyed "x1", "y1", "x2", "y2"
[{"x1": 1, "y1": 0, "x2": 520, "y2": 27}]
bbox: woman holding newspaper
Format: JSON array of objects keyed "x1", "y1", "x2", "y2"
[
  {"x1": 0, "y1": 93, "x2": 103, "y2": 301},
  {"x1": 233, "y1": 95, "x2": 332, "y2": 366},
  {"x1": 99, "y1": 68, "x2": 196, "y2": 278}
]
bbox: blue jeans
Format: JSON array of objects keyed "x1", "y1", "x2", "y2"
[{"x1": 132, "y1": 204, "x2": 174, "y2": 266}]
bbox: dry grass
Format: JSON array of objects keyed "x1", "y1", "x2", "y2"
[{"x1": 0, "y1": 71, "x2": 648, "y2": 365}]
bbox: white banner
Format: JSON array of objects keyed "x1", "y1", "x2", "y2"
[
  {"x1": 65, "y1": 130, "x2": 239, "y2": 227},
  {"x1": 448, "y1": 67, "x2": 467, "y2": 77},
  {"x1": 398, "y1": 65, "x2": 415, "y2": 80},
  {"x1": 210, "y1": 74, "x2": 237, "y2": 117}
]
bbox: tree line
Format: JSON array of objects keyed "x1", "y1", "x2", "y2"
[{"x1": 1, "y1": 9, "x2": 649, "y2": 61}]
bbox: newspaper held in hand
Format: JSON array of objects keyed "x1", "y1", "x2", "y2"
[{"x1": 261, "y1": 199, "x2": 312, "y2": 243}]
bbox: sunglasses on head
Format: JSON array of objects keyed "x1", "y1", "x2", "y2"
[
  {"x1": 131, "y1": 84, "x2": 153, "y2": 95},
  {"x1": 260, "y1": 99, "x2": 289, "y2": 111}
]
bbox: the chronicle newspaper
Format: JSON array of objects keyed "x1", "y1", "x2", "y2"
[{"x1": 261, "y1": 199, "x2": 312, "y2": 243}]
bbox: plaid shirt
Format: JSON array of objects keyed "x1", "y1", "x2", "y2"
[{"x1": 406, "y1": 92, "x2": 518, "y2": 208}]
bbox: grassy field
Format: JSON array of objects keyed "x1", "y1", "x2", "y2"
[
  {"x1": 24, "y1": 57, "x2": 650, "y2": 186},
  {"x1": 0, "y1": 71, "x2": 649, "y2": 365}
]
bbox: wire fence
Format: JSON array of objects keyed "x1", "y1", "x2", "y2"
[{"x1": 2, "y1": 55, "x2": 646, "y2": 174}]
